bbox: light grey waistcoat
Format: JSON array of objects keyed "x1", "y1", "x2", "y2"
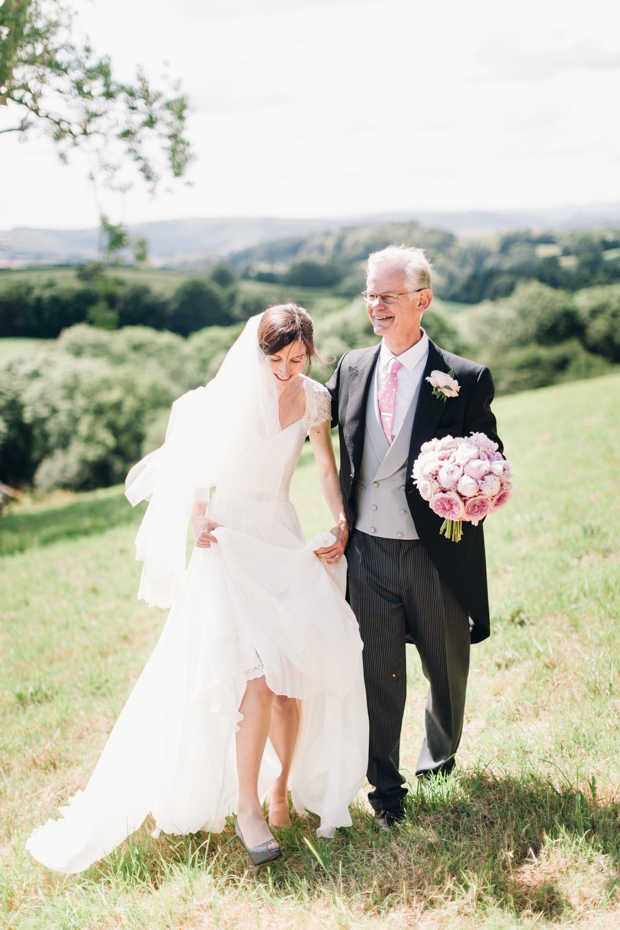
[{"x1": 354, "y1": 361, "x2": 421, "y2": 539}]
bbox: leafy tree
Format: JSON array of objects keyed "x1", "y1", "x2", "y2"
[
  {"x1": 169, "y1": 279, "x2": 232, "y2": 336},
  {"x1": 283, "y1": 260, "x2": 344, "y2": 288},
  {"x1": 133, "y1": 235, "x2": 149, "y2": 266},
  {"x1": 0, "y1": 368, "x2": 34, "y2": 485},
  {"x1": 576, "y1": 284, "x2": 620, "y2": 362},
  {"x1": 209, "y1": 263, "x2": 237, "y2": 289},
  {"x1": 0, "y1": 0, "x2": 193, "y2": 192},
  {"x1": 100, "y1": 215, "x2": 130, "y2": 264}
]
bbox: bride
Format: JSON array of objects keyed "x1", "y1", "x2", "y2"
[{"x1": 27, "y1": 305, "x2": 368, "y2": 872}]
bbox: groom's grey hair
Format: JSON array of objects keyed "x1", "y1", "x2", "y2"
[{"x1": 366, "y1": 245, "x2": 433, "y2": 291}]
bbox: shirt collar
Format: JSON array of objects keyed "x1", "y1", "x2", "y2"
[{"x1": 379, "y1": 329, "x2": 429, "y2": 373}]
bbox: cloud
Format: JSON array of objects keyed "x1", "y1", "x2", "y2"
[{"x1": 475, "y1": 34, "x2": 620, "y2": 82}]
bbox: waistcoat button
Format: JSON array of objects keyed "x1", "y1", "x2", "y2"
[
  {"x1": 372, "y1": 481, "x2": 379, "y2": 488},
  {"x1": 371, "y1": 504, "x2": 377, "y2": 511},
  {"x1": 369, "y1": 526, "x2": 376, "y2": 533},
  {"x1": 397, "y1": 532, "x2": 404, "y2": 538},
  {"x1": 399, "y1": 509, "x2": 406, "y2": 515},
  {"x1": 400, "y1": 485, "x2": 406, "y2": 491}
]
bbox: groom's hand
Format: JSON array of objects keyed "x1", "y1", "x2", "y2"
[
  {"x1": 315, "y1": 524, "x2": 349, "y2": 564},
  {"x1": 192, "y1": 516, "x2": 222, "y2": 548}
]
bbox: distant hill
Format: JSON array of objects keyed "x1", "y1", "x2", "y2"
[{"x1": 2, "y1": 204, "x2": 620, "y2": 268}]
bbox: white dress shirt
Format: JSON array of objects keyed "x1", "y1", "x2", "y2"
[{"x1": 376, "y1": 330, "x2": 430, "y2": 439}]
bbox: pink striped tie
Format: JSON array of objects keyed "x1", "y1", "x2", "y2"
[{"x1": 378, "y1": 359, "x2": 403, "y2": 444}]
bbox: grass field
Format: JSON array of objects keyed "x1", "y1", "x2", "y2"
[{"x1": 1, "y1": 373, "x2": 619, "y2": 928}]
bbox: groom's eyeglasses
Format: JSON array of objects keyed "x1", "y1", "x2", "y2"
[{"x1": 361, "y1": 289, "x2": 427, "y2": 305}]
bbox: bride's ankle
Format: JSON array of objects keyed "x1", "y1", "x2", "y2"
[{"x1": 236, "y1": 804, "x2": 264, "y2": 820}]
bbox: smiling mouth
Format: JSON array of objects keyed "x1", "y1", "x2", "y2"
[
  {"x1": 372, "y1": 312, "x2": 393, "y2": 324},
  {"x1": 274, "y1": 372, "x2": 293, "y2": 381}
]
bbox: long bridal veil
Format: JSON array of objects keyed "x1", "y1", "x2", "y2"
[{"x1": 125, "y1": 313, "x2": 288, "y2": 608}]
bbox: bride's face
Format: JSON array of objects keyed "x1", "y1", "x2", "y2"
[{"x1": 267, "y1": 339, "x2": 307, "y2": 385}]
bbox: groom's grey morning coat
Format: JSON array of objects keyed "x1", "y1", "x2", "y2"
[{"x1": 327, "y1": 338, "x2": 503, "y2": 644}]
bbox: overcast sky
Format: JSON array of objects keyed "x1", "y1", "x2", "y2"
[{"x1": 2, "y1": 0, "x2": 620, "y2": 229}]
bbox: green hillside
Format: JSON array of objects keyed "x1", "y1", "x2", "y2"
[{"x1": 2, "y1": 373, "x2": 619, "y2": 929}]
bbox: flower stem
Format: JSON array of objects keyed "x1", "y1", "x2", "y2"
[{"x1": 440, "y1": 518, "x2": 463, "y2": 543}]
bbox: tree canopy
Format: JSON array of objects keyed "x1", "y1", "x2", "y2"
[{"x1": 0, "y1": 0, "x2": 193, "y2": 191}]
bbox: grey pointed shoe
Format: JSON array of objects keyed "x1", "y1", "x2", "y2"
[{"x1": 235, "y1": 816, "x2": 283, "y2": 866}]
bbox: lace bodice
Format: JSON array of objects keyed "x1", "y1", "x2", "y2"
[
  {"x1": 271, "y1": 378, "x2": 331, "y2": 501},
  {"x1": 302, "y1": 376, "x2": 332, "y2": 431}
]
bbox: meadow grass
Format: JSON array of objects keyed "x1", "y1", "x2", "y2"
[
  {"x1": 1, "y1": 373, "x2": 620, "y2": 928},
  {"x1": 0, "y1": 339, "x2": 47, "y2": 361}
]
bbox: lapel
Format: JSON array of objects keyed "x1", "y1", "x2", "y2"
[
  {"x1": 407, "y1": 340, "x2": 449, "y2": 472},
  {"x1": 345, "y1": 345, "x2": 381, "y2": 475}
]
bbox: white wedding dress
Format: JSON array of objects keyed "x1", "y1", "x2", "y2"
[{"x1": 27, "y1": 374, "x2": 368, "y2": 874}]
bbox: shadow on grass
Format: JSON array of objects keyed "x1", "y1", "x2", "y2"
[
  {"x1": 79, "y1": 769, "x2": 620, "y2": 922},
  {"x1": 0, "y1": 488, "x2": 146, "y2": 556}
]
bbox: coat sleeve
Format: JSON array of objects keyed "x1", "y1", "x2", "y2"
[
  {"x1": 463, "y1": 366, "x2": 503, "y2": 454},
  {"x1": 325, "y1": 353, "x2": 346, "y2": 429}
]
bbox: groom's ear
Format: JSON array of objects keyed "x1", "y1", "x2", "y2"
[{"x1": 417, "y1": 289, "x2": 433, "y2": 313}]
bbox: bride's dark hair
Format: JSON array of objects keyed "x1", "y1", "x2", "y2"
[{"x1": 258, "y1": 304, "x2": 319, "y2": 373}]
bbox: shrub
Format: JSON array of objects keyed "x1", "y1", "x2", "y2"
[
  {"x1": 116, "y1": 284, "x2": 170, "y2": 329},
  {"x1": 0, "y1": 370, "x2": 35, "y2": 486},
  {"x1": 169, "y1": 279, "x2": 234, "y2": 335},
  {"x1": 504, "y1": 281, "x2": 584, "y2": 346},
  {"x1": 282, "y1": 261, "x2": 345, "y2": 288},
  {"x1": 576, "y1": 284, "x2": 620, "y2": 363},
  {"x1": 0, "y1": 280, "x2": 98, "y2": 337},
  {"x1": 23, "y1": 356, "x2": 175, "y2": 493},
  {"x1": 209, "y1": 263, "x2": 238, "y2": 289},
  {"x1": 491, "y1": 340, "x2": 611, "y2": 395},
  {"x1": 422, "y1": 308, "x2": 466, "y2": 355},
  {"x1": 57, "y1": 324, "x2": 200, "y2": 391}
]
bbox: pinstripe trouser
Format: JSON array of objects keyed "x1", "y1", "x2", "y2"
[{"x1": 348, "y1": 529, "x2": 470, "y2": 812}]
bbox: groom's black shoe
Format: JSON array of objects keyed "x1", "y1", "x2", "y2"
[{"x1": 373, "y1": 807, "x2": 407, "y2": 830}]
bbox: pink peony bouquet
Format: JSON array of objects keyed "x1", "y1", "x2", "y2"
[{"x1": 412, "y1": 432, "x2": 514, "y2": 542}]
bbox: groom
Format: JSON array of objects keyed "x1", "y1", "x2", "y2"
[{"x1": 326, "y1": 245, "x2": 502, "y2": 826}]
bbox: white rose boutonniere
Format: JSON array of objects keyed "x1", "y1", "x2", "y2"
[{"x1": 426, "y1": 369, "x2": 460, "y2": 403}]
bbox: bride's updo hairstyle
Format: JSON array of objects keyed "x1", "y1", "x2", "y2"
[{"x1": 258, "y1": 304, "x2": 319, "y2": 373}]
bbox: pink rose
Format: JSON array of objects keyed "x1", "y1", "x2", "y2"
[
  {"x1": 422, "y1": 459, "x2": 441, "y2": 479},
  {"x1": 463, "y1": 495, "x2": 492, "y2": 525},
  {"x1": 426, "y1": 371, "x2": 461, "y2": 398},
  {"x1": 412, "y1": 453, "x2": 432, "y2": 481},
  {"x1": 491, "y1": 487, "x2": 512, "y2": 511},
  {"x1": 421, "y1": 439, "x2": 440, "y2": 454},
  {"x1": 436, "y1": 435, "x2": 458, "y2": 451},
  {"x1": 430, "y1": 491, "x2": 465, "y2": 521},
  {"x1": 457, "y1": 474, "x2": 479, "y2": 498},
  {"x1": 418, "y1": 478, "x2": 439, "y2": 501},
  {"x1": 437, "y1": 463, "x2": 463, "y2": 490},
  {"x1": 490, "y1": 461, "x2": 505, "y2": 477},
  {"x1": 455, "y1": 443, "x2": 478, "y2": 466},
  {"x1": 464, "y1": 459, "x2": 490, "y2": 480},
  {"x1": 479, "y1": 474, "x2": 501, "y2": 497},
  {"x1": 468, "y1": 432, "x2": 498, "y2": 453}
]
